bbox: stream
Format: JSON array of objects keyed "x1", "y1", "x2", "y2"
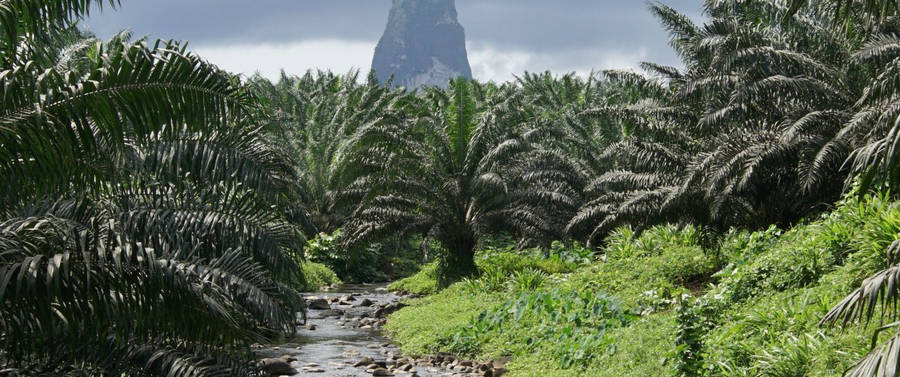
[{"x1": 255, "y1": 284, "x2": 480, "y2": 377}]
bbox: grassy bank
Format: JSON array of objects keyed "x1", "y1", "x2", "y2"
[{"x1": 384, "y1": 193, "x2": 900, "y2": 376}]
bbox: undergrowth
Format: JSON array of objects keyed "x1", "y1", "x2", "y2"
[{"x1": 384, "y1": 193, "x2": 900, "y2": 377}]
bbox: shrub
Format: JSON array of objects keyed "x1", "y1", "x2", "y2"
[
  {"x1": 477, "y1": 246, "x2": 579, "y2": 276},
  {"x1": 712, "y1": 193, "x2": 898, "y2": 306},
  {"x1": 307, "y1": 229, "x2": 386, "y2": 283},
  {"x1": 605, "y1": 225, "x2": 702, "y2": 259},
  {"x1": 300, "y1": 262, "x2": 342, "y2": 291},
  {"x1": 697, "y1": 193, "x2": 900, "y2": 376},
  {"x1": 509, "y1": 268, "x2": 548, "y2": 293}
]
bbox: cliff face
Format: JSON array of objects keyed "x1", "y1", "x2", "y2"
[{"x1": 372, "y1": 0, "x2": 473, "y2": 89}]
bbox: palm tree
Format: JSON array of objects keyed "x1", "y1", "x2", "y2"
[
  {"x1": 1, "y1": 1, "x2": 306, "y2": 375},
  {"x1": 248, "y1": 70, "x2": 405, "y2": 234},
  {"x1": 566, "y1": 0, "x2": 864, "y2": 244},
  {"x1": 681, "y1": 0, "x2": 860, "y2": 223},
  {"x1": 817, "y1": 10, "x2": 900, "y2": 377},
  {"x1": 342, "y1": 78, "x2": 570, "y2": 282},
  {"x1": 561, "y1": 69, "x2": 700, "y2": 246},
  {"x1": 836, "y1": 22, "x2": 900, "y2": 192}
]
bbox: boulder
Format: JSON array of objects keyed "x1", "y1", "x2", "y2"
[
  {"x1": 354, "y1": 357, "x2": 375, "y2": 367},
  {"x1": 321, "y1": 308, "x2": 344, "y2": 317},
  {"x1": 258, "y1": 358, "x2": 298, "y2": 376},
  {"x1": 374, "y1": 302, "x2": 407, "y2": 318},
  {"x1": 371, "y1": 368, "x2": 394, "y2": 376},
  {"x1": 356, "y1": 298, "x2": 374, "y2": 307},
  {"x1": 305, "y1": 296, "x2": 331, "y2": 310}
]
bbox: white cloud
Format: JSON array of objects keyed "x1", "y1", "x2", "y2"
[
  {"x1": 193, "y1": 39, "x2": 376, "y2": 81},
  {"x1": 468, "y1": 42, "x2": 648, "y2": 82},
  {"x1": 190, "y1": 38, "x2": 651, "y2": 84}
]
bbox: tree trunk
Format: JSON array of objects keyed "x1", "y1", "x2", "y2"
[{"x1": 439, "y1": 233, "x2": 477, "y2": 286}]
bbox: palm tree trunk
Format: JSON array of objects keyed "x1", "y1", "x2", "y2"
[{"x1": 439, "y1": 233, "x2": 478, "y2": 285}]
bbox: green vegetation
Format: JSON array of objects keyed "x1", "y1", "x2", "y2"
[
  {"x1": 1, "y1": 1, "x2": 306, "y2": 374},
  {"x1": 341, "y1": 78, "x2": 571, "y2": 283},
  {"x1": 300, "y1": 262, "x2": 342, "y2": 291},
  {"x1": 386, "y1": 193, "x2": 900, "y2": 376},
  {"x1": 8, "y1": 0, "x2": 900, "y2": 376},
  {"x1": 389, "y1": 261, "x2": 442, "y2": 295}
]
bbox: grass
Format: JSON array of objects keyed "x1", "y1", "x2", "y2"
[
  {"x1": 388, "y1": 261, "x2": 441, "y2": 295},
  {"x1": 695, "y1": 192, "x2": 900, "y2": 376},
  {"x1": 383, "y1": 193, "x2": 900, "y2": 377},
  {"x1": 505, "y1": 313, "x2": 676, "y2": 377},
  {"x1": 383, "y1": 284, "x2": 503, "y2": 355}
]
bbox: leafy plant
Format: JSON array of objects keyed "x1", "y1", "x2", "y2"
[
  {"x1": 300, "y1": 262, "x2": 342, "y2": 291},
  {"x1": 443, "y1": 289, "x2": 631, "y2": 369},
  {"x1": 509, "y1": 268, "x2": 548, "y2": 293},
  {"x1": 0, "y1": 1, "x2": 307, "y2": 375}
]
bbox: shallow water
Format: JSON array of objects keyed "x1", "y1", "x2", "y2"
[{"x1": 258, "y1": 284, "x2": 456, "y2": 377}]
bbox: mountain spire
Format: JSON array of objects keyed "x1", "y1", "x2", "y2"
[{"x1": 372, "y1": 0, "x2": 473, "y2": 89}]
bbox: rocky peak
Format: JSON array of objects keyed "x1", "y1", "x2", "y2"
[{"x1": 372, "y1": 0, "x2": 473, "y2": 89}]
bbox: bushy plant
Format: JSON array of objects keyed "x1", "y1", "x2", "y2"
[
  {"x1": 509, "y1": 268, "x2": 548, "y2": 293},
  {"x1": 604, "y1": 225, "x2": 702, "y2": 259},
  {"x1": 477, "y1": 265, "x2": 510, "y2": 292},
  {"x1": 300, "y1": 262, "x2": 342, "y2": 291},
  {"x1": 712, "y1": 193, "x2": 898, "y2": 306},
  {"x1": 477, "y1": 246, "x2": 578, "y2": 276},
  {"x1": 547, "y1": 240, "x2": 596, "y2": 265}
]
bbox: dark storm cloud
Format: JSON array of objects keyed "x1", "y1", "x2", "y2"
[
  {"x1": 84, "y1": 1, "x2": 705, "y2": 76},
  {"x1": 84, "y1": 1, "x2": 389, "y2": 45}
]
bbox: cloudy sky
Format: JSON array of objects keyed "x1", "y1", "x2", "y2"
[{"x1": 83, "y1": 1, "x2": 704, "y2": 82}]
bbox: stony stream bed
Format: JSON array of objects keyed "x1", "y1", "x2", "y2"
[{"x1": 255, "y1": 285, "x2": 508, "y2": 377}]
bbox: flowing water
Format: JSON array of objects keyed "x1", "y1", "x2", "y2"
[{"x1": 257, "y1": 284, "x2": 456, "y2": 377}]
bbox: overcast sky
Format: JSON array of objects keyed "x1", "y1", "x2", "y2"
[{"x1": 83, "y1": 1, "x2": 705, "y2": 82}]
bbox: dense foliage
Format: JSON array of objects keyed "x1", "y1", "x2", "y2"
[
  {"x1": 386, "y1": 193, "x2": 899, "y2": 376},
  {"x1": 0, "y1": 1, "x2": 308, "y2": 375},
  {"x1": 9, "y1": 0, "x2": 900, "y2": 375}
]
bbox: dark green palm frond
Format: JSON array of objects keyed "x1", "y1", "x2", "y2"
[
  {"x1": 0, "y1": 0, "x2": 118, "y2": 54},
  {"x1": 842, "y1": 329, "x2": 900, "y2": 377},
  {"x1": 0, "y1": 38, "x2": 248, "y2": 208},
  {"x1": 853, "y1": 32, "x2": 900, "y2": 64},
  {"x1": 650, "y1": 2, "x2": 701, "y2": 65},
  {"x1": 1, "y1": 6, "x2": 306, "y2": 373},
  {"x1": 640, "y1": 62, "x2": 684, "y2": 80},
  {"x1": 821, "y1": 265, "x2": 900, "y2": 328},
  {"x1": 131, "y1": 125, "x2": 301, "y2": 202}
]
